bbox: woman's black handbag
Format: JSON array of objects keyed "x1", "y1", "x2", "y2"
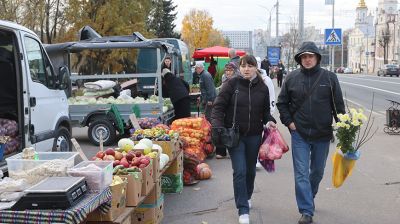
[{"x1": 211, "y1": 84, "x2": 240, "y2": 148}]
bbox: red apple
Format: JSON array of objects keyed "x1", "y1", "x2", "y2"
[
  {"x1": 96, "y1": 151, "x2": 105, "y2": 159},
  {"x1": 105, "y1": 148, "x2": 115, "y2": 156},
  {"x1": 140, "y1": 158, "x2": 150, "y2": 166},
  {"x1": 125, "y1": 152, "x2": 135, "y2": 161},
  {"x1": 120, "y1": 157, "x2": 128, "y2": 164},
  {"x1": 134, "y1": 151, "x2": 142, "y2": 157},
  {"x1": 120, "y1": 160, "x2": 130, "y2": 168},
  {"x1": 113, "y1": 160, "x2": 120, "y2": 167},
  {"x1": 131, "y1": 157, "x2": 141, "y2": 166},
  {"x1": 139, "y1": 163, "x2": 147, "y2": 169}
]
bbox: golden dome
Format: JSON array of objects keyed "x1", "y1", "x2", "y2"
[{"x1": 357, "y1": 0, "x2": 367, "y2": 8}]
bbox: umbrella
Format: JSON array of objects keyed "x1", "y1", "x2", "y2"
[{"x1": 192, "y1": 46, "x2": 246, "y2": 59}]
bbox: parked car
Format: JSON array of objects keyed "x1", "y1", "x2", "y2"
[
  {"x1": 377, "y1": 64, "x2": 400, "y2": 77},
  {"x1": 344, "y1": 67, "x2": 353, "y2": 74}
]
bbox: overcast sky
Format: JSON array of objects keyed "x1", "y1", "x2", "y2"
[{"x1": 172, "y1": 0, "x2": 380, "y2": 34}]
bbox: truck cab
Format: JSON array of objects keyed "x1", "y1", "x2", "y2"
[{"x1": 0, "y1": 20, "x2": 72, "y2": 172}]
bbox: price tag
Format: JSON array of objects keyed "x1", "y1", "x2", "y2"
[{"x1": 129, "y1": 114, "x2": 142, "y2": 130}]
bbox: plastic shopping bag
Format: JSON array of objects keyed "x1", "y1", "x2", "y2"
[
  {"x1": 332, "y1": 148, "x2": 357, "y2": 188},
  {"x1": 259, "y1": 127, "x2": 289, "y2": 160},
  {"x1": 259, "y1": 127, "x2": 289, "y2": 172}
]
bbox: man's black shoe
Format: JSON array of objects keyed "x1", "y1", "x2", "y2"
[{"x1": 298, "y1": 214, "x2": 313, "y2": 224}]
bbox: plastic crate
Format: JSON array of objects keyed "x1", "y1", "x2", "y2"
[
  {"x1": 6, "y1": 152, "x2": 78, "y2": 184},
  {"x1": 68, "y1": 161, "x2": 113, "y2": 192}
]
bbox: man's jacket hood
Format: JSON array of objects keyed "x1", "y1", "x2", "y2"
[{"x1": 294, "y1": 41, "x2": 322, "y2": 65}]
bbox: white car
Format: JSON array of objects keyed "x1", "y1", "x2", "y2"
[{"x1": 344, "y1": 67, "x2": 353, "y2": 74}]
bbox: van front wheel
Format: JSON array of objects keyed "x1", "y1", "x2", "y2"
[{"x1": 53, "y1": 127, "x2": 72, "y2": 152}]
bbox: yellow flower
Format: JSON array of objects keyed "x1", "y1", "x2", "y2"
[
  {"x1": 351, "y1": 120, "x2": 361, "y2": 127},
  {"x1": 358, "y1": 108, "x2": 364, "y2": 113},
  {"x1": 345, "y1": 124, "x2": 351, "y2": 129},
  {"x1": 336, "y1": 122, "x2": 344, "y2": 128},
  {"x1": 342, "y1": 114, "x2": 350, "y2": 122},
  {"x1": 350, "y1": 108, "x2": 357, "y2": 115}
]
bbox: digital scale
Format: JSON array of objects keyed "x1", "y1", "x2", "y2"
[{"x1": 12, "y1": 176, "x2": 87, "y2": 210}]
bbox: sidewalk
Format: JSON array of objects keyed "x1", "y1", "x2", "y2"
[
  {"x1": 162, "y1": 115, "x2": 400, "y2": 224},
  {"x1": 162, "y1": 121, "x2": 300, "y2": 224}
]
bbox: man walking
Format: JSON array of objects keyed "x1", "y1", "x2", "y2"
[
  {"x1": 228, "y1": 48, "x2": 241, "y2": 67},
  {"x1": 277, "y1": 41, "x2": 345, "y2": 224},
  {"x1": 261, "y1": 56, "x2": 271, "y2": 77},
  {"x1": 195, "y1": 62, "x2": 216, "y2": 121}
]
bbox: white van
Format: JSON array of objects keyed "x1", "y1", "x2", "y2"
[{"x1": 0, "y1": 20, "x2": 72, "y2": 171}]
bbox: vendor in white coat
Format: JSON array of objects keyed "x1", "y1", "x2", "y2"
[{"x1": 256, "y1": 57, "x2": 276, "y2": 114}]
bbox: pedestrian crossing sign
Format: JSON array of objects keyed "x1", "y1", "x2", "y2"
[{"x1": 325, "y1": 28, "x2": 342, "y2": 45}]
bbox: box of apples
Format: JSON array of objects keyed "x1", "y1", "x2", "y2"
[{"x1": 93, "y1": 148, "x2": 154, "y2": 196}]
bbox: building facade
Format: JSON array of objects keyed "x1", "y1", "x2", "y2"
[
  {"x1": 348, "y1": 0, "x2": 375, "y2": 73},
  {"x1": 222, "y1": 31, "x2": 253, "y2": 53},
  {"x1": 374, "y1": 0, "x2": 399, "y2": 72}
]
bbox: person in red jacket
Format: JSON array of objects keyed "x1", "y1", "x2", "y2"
[{"x1": 207, "y1": 56, "x2": 217, "y2": 79}]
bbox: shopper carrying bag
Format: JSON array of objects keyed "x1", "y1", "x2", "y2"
[{"x1": 211, "y1": 55, "x2": 276, "y2": 224}]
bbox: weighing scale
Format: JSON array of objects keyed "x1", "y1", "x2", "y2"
[{"x1": 12, "y1": 176, "x2": 87, "y2": 210}]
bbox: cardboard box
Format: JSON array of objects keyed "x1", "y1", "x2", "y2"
[
  {"x1": 151, "y1": 150, "x2": 160, "y2": 182},
  {"x1": 155, "y1": 196, "x2": 164, "y2": 224},
  {"x1": 115, "y1": 207, "x2": 135, "y2": 224},
  {"x1": 132, "y1": 194, "x2": 164, "y2": 224},
  {"x1": 164, "y1": 150, "x2": 183, "y2": 175},
  {"x1": 87, "y1": 178, "x2": 128, "y2": 221},
  {"x1": 141, "y1": 160, "x2": 154, "y2": 196},
  {"x1": 118, "y1": 171, "x2": 142, "y2": 207},
  {"x1": 143, "y1": 180, "x2": 161, "y2": 204},
  {"x1": 161, "y1": 173, "x2": 183, "y2": 193},
  {"x1": 153, "y1": 140, "x2": 182, "y2": 159}
]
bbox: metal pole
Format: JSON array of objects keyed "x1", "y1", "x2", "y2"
[
  {"x1": 276, "y1": 0, "x2": 279, "y2": 41},
  {"x1": 299, "y1": 0, "x2": 304, "y2": 43},
  {"x1": 331, "y1": 0, "x2": 335, "y2": 72},
  {"x1": 366, "y1": 26, "x2": 369, "y2": 75}
]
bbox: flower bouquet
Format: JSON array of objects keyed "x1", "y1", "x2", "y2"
[{"x1": 332, "y1": 108, "x2": 377, "y2": 188}]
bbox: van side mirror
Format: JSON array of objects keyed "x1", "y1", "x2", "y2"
[{"x1": 58, "y1": 66, "x2": 70, "y2": 90}]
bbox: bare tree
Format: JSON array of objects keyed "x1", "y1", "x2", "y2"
[
  {"x1": 378, "y1": 22, "x2": 390, "y2": 65},
  {"x1": 280, "y1": 18, "x2": 301, "y2": 69}
]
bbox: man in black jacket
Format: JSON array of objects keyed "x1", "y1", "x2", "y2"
[
  {"x1": 277, "y1": 41, "x2": 345, "y2": 224},
  {"x1": 261, "y1": 57, "x2": 271, "y2": 77},
  {"x1": 161, "y1": 68, "x2": 191, "y2": 120}
]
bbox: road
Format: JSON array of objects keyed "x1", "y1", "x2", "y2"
[
  {"x1": 337, "y1": 73, "x2": 400, "y2": 115},
  {"x1": 73, "y1": 73, "x2": 400, "y2": 224}
]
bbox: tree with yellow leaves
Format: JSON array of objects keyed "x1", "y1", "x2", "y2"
[{"x1": 181, "y1": 9, "x2": 227, "y2": 55}]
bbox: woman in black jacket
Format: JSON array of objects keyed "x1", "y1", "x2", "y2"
[{"x1": 211, "y1": 55, "x2": 276, "y2": 224}]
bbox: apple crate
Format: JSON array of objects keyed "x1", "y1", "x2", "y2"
[{"x1": 67, "y1": 161, "x2": 113, "y2": 192}]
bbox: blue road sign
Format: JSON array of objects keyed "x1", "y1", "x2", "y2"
[
  {"x1": 267, "y1": 46, "x2": 281, "y2": 66},
  {"x1": 325, "y1": 28, "x2": 342, "y2": 45}
]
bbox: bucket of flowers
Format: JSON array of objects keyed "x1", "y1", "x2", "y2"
[{"x1": 332, "y1": 108, "x2": 377, "y2": 188}]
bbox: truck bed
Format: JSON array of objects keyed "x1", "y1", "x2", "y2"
[{"x1": 69, "y1": 103, "x2": 174, "y2": 126}]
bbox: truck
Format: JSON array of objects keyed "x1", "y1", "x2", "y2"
[
  {"x1": 45, "y1": 28, "x2": 178, "y2": 146},
  {"x1": 0, "y1": 20, "x2": 72, "y2": 171}
]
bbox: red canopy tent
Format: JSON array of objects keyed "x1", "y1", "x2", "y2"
[{"x1": 192, "y1": 46, "x2": 246, "y2": 59}]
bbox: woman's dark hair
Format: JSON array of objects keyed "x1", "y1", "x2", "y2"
[
  {"x1": 239, "y1": 54, "x2": 257, "y2": 67},
  {"x1": 164, "y1": 55, "x2": 172, "y2": 60}
]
